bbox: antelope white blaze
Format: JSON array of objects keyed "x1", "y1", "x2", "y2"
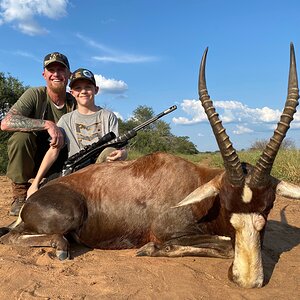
[
  {"x1": 230, "y1": 213, "x2": 265, "y2": 288},
  {"x1": 242, "y1": 184, "x2": 253, "y2": 203}
]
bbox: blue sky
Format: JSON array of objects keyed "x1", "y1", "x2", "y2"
[{"x1": 1, "y1": 0, "x2": 300, "y2": 151}]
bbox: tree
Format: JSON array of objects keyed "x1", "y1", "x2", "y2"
[
  {"x1": 0, "y1": 72, "x2": 28, "y2": 108},
  {"x1": 0, "y1": 72, "x2": 29, "y2": 174},
  {"x1": 249, "y1": 138, "x2": 296, "y2": 151},
  {"x1": 119, "y1": 105, "x2": 199, "y2": 155},
  {"x1": 1, "y1": 72, "x2": 28, "y2": 134},
  {"x1": 0, "y1": 72, "x2": 29, "y2": 132},
  {"x1": 172, "y1": 136, "x2": 199, "y2": 154},
  {"x1": 132, "y1": 105, "x2": 154, "y2": 124}
]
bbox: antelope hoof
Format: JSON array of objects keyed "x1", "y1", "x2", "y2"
[
  {"x1": 56, "y1": 249, "x2": 70, "y2": 261},
  {"x1": 136, "y1": 242, "x2": 160, "y2": 257},
  {"x1": 0, "y1": 227, "x2": 9, "y2": 237}
]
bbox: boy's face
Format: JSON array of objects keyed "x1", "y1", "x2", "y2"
[{"x1": 70, "y1": 79, "x2": 99, "y2": 106}]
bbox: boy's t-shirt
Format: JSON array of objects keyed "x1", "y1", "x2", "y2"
[{"x1": 57, "y1": 107, "x2": 119, "y2": 157}]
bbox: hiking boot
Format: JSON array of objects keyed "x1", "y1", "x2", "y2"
[
  {"x1": 10, "y1": 196, "x2": 26, "y2": 216},
  {"x1": 10, "y1": 182, "x2": 30, "y2": 216}
]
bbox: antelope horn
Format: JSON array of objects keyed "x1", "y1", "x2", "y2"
[
  {"x1": 250, "y1": 43, "x2": 299, "y2": 188},
  {"x1": 199, "y1": 48, "x2": 244, "y2": 187}
]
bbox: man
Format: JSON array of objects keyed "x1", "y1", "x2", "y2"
[
  {"x1": 26, "y1": 68, "x2": 127, "y2": 198},
  {"x1": 1, "y1": 52, "x2": 76, "y2": 215}
]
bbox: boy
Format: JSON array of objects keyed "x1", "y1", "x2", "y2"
[{"x1": 27, "y1": 68, "x2": 127, "y2": 198}]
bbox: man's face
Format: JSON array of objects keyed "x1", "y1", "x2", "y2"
[
  {"x1": 43, "y1": 62, "x2": 70, "y2": 93},
  {"x1": 70, "y1": 79, "x2": 99, "y2": 107}
]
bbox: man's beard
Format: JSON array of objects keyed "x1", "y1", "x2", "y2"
[{"x1": 49, "y1": 81, "x2": 66, "y2": 94}]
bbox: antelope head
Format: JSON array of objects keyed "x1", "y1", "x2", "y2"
[{"x1": 178, "y1": 43, "x2": 300, "y2": 288}]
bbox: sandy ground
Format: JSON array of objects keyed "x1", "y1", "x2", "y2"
[{"x1": 0, "y1": 175, "x2": 299, "y2": 300}]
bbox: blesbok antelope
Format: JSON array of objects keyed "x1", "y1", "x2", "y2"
[{"x1": 1, "y1": 44, "x2": 300, "y2": 289}]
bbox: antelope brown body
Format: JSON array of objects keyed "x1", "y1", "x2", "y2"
[{"x1": 1, "y1": 44, "x2": 300, "y2": 289}]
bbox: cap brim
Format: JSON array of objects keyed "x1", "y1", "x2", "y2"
[
  {"x1": 44, "y1": 61, "x2": 69, "y2": 70},
  {"x1": 69, "y1": 77, "x2": 96, "y2": 88}
]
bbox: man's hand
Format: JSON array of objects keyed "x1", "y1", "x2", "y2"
[{"x1": 44, "y1": 120, "x2": 64, "y2": 148}]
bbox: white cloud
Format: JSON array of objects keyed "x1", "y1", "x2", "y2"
[
  {"x1": 13, "y1": 50, "x2": 41, "y2": 63},
  {"x1": 290, "y1": 121, "x2": 300, "y2": 129},
  {"x1": 293, "y1": 110, "x2": 300, "y2": 122},
  {"x1": 253, "y1": 106, "x2": 281, "y2": 122},
  {"x1": 172, "y1": 116, "x2": 195, "y2": 125},
  {"x1": 215, "y1": 100, "x2": 281, "y2": 123},
  {"x1": 94, "y1": 74, "x2": 128, "y2": 94},
  {"x1": 173, "y1": 99, "x2": 207, "y2": 124},
  {"x1": 76, "y1": 34, "x2": 112, "y2": 52},
  {"x1": 0, "y1": 0, "x2": 68, "y2": 35},
  {"x1": 101, "y1": 18, "x2": 116, "y2": 25},
  {"x1": 113, "y1": 111, "x2": 123, "y2": 120},
  {"x1": 173, "y1": 99, "x2": 283, "y2": 125},
  {"x1": 233, "y1": 125, "x2": 253, "y2": 135},
  {"x1": 215, "y1": 100, "x2": 245, "y2": 110},
  {"x1": 76, "y1": 33, "x2": 159, "y2": 64},
  {"x1": 173, "y1": 98, "x2": 300, "y2": 134},
  {"x1": 93, "y1": 55, "x2": 158, "y2": 64}
]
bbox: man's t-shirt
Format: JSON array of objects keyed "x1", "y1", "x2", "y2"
[
  {"x1": 57, "y1": 107, "x2": 119, "y2": 157},
  {"x1": 12, "y1": 86, "x2": 76, "y2": 123}
]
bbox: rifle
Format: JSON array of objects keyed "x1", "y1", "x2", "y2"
[{"x1": 61, "y1": 105, "x2": 177, "y2": 176}]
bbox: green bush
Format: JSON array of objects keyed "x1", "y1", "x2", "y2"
[{"x1": 0, "y1": 138, "x2": 9, "y2": 174}]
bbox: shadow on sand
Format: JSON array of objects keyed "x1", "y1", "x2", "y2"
[{"x1": 262, "y1": 205, "x2": 300, "y2": 284}]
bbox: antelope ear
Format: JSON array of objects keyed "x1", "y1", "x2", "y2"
[
  {"x1": 275, "y1": 180, "x2": 300, "y2": 200},
  {"x1": 174, "y1": 174, "x2": 222, "y2": 207}
]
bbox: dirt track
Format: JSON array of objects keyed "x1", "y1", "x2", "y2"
[{"x1": 0, "y1": 175, "x2": 299, "y2": 299}]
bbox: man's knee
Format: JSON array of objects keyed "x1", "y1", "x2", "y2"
[
  {"x1": 6, "y1": 132, "x2": 38, "y2": 183},
  {"x1": 7, "y1": 132, "x2": 37, "y2": 154},
  {"x1": 96, "y1": 147, "x2": 117, "y2": 163}
]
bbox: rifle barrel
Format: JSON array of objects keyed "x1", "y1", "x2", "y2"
[{"x1": 133, "y1": 105, "x2": 177, "y2": 131}]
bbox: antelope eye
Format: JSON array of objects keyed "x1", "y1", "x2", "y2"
[{"x1": 164, "y1": 245, "x2": 171, "y2": 252}]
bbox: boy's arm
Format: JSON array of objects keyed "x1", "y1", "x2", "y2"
[{"x1": 27, "y1": 146, "x2": 61, "y2": 199}]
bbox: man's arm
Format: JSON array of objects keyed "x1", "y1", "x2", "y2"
[
  {"x1": 1, "y1": 107, "x2": 50, "y2": 131},
  {"x1": 0, "y1": 107, "x2": 64, "y2": 148}
]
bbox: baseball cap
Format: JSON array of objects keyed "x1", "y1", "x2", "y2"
[
  {"x1": 43, "y1": 52, "x2": 70, "y2": 70},
  {"x1": 69, "y1": 68, "x2": 96, "y2": 88}
]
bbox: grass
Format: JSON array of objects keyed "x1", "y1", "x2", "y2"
[
  {"x1": 129, "y1": 149, "x2": 300, "y2": 184},
  {"x1": 1, "y1": 147, "x2": 300, "y2": 184},
  {"x1": 232, "y1": 149, "x2": 300, "y2": 184},
  {"x1": 271, "y1": 149, "x2": 300, "y2": 183},
  {"x1": 189, "y1": 149, "x2": 300, "y2": 184}
]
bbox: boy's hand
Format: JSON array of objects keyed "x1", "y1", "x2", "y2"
[
  {"x1": 106, "y1": 149, "x2": 127, "y2": 162},
  {"x1": 26, "y1": 184, "x2": 39, "y2": 199}
]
